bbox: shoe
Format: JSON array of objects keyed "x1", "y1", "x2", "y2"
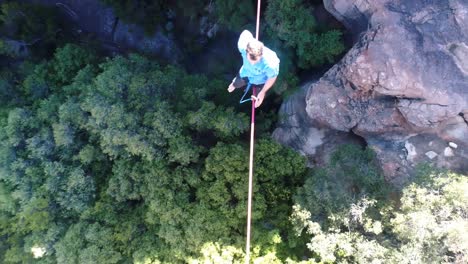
[{"x1": 228, "y1": 83, "x2": 235, "y2": 93}]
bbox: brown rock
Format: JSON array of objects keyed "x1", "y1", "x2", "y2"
[{"x1": 275, "y1": 0, "x2": 468, "y2": 184}]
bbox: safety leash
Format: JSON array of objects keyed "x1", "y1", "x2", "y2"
[{"x1": 240, "y1": 83, "x2": 253, "y2": 104}]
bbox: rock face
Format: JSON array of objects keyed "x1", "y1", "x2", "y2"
[
  {"x1": 27, "y1": 0, "x2": 180, "y2": 61},
  {"x1": 275, "y1": 0, "x2": 468, "y2": 184}
]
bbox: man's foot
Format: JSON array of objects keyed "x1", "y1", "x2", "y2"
[{"x1": 227, "y1": 83, "x2": 235, "y2": 93}]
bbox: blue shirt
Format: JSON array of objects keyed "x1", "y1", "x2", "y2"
[{"x1": 237, "y1": 30, "x2": 280, "y2": 85}]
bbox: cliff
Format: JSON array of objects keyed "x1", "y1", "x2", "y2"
[{"x1": 274, "y1": 0, "x2": 468, "y2": 184}]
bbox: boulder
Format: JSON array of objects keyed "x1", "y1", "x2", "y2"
[
  {"x1": 273, "y1": 83, "x2": 326, "y2": 158},
  {"x1": 273, "y1": 82, "x2": 367, "y2": 168},
  {"x1": 275, "y1": 0, "x2": 468, "y2": 184}
]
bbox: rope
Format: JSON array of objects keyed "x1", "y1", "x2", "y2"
[
  {"x1": 255, "y1": 0, "x2": 261, "y2": 40},
  {"x1": 245, "y1": 86, "x2": 256, "y2": 264},
  {"x1": 246, "y1": 1, "x2": 262, "y2": 262}
]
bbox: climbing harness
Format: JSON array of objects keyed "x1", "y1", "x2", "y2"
[{"x1": 244, "y1": 0, "x2": 262, "y2": 263}]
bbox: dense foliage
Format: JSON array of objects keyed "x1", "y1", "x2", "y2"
[
  {"x1": 0, "y1": 1, "x2": 466, "y2": 263},
  {"x1": 292, "y1": 158, "x2": 468, "y2": 263},
  {"x1": 0, "y1": 44, "x2": 309, "y2": 263},
  {"x1": 265, "y1": 0, "x2": 345, "y2": 69}
]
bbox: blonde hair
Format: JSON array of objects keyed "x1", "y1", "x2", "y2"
[{"x1": 246, "y1": 39, "x2": 264, "y2": 59}]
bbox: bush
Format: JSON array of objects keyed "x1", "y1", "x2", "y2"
[
  {"x1": 294, "y1": 144, "x2": 388, "y2": 229},
  {"x1": 265, "y1": 0, "x2": 345, "y2": 69}
]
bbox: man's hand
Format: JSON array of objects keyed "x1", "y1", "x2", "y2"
[
  {"x1": 253, "y1": 76, "x2": 277, "y2": 108},
  {"x1": 227, "y1": 83, "x2": 235, "y2": 93},
  {"x1": 254, "y1": 91, "x2": 265, "y2": 108}
]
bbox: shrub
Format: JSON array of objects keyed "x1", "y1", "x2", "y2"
[{"x1": 265, "y1": 0, "x2": 345, "y2": 68}]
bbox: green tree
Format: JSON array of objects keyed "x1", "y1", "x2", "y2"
[
  {"x1": 0, "y1": 41, "x2": 313, "y2": 263},
  {"x1": 294, "y1": 144, "x2": 388, "y2": 229},
  {"x1": 390, "y1": 167, "x2": 468, "y2": 263},
  {"x1": 167, "y1": 136, "x2": 202, "y2": 165},
  {"x1": 55, "y1": 222, "x2": 123, "y2": 264},
  {"x1": 49, "y1": 44, "x2": 97, "y2": 86},
  {"x1": 213, "y1": 0, "x2": 254, "y2": 31},
  {"x1": 21, "y1": 62, "x2": 50, "y2": 100},
  {"x1": 190, "y1": 139, "x2": 308, "y2": 262},
  {"x1": 291, "y1": 154, "x2": 467, "y2": 263},
  {"x1": 44, "y1": 163, "x2": 95, "y2": 215},
  {"x1": 265, "y1": 0, "x2": 345, "y2": 68},
  {"x1": 187, "y1": 101, "x2": 249, "y2": 139}
]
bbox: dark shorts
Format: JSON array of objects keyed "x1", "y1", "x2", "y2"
[{"x1": 232, "y1": 73, "x2": 264, "y2": 95}]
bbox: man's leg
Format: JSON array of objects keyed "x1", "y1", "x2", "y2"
[{"x1": 228, "y1": 73, "x2": 249, "y2": 92}]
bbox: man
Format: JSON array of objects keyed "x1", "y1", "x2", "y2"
[{"x1": 227, "y1": 30, "x2": 280, "y2": 108}]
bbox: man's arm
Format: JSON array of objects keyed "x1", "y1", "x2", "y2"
[
  {"x1": 254, "y1": 47, "x2": 280, "y2": 107},
  {"x1": 228, "y1": 30, "x2": 253, "y2": 92},
  {"x1": 254, "y1": 76, "x2": 277, "y2": 108}
]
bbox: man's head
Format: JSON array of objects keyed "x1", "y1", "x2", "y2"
[{"x1": 246, "y1": 39, "x2": 264, "y2": 64}]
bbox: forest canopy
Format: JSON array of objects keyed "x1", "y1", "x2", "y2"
[
  {"x1": 0, "y1": 44, "x2": 310, "y2": 263},
  {"x1": 0, "y1": 1, "x2": 466, "y2": 263}
]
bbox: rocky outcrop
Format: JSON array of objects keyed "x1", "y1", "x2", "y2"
[
  {"x1": 272, "y1": 83, "x2": 366, "y2": 168},
  {"x1": 27, "y1": 0, "x2": 180, "y2": 61},
  {"x1": 275, "y1": 0, "x2": 468, "y2": 184}
]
